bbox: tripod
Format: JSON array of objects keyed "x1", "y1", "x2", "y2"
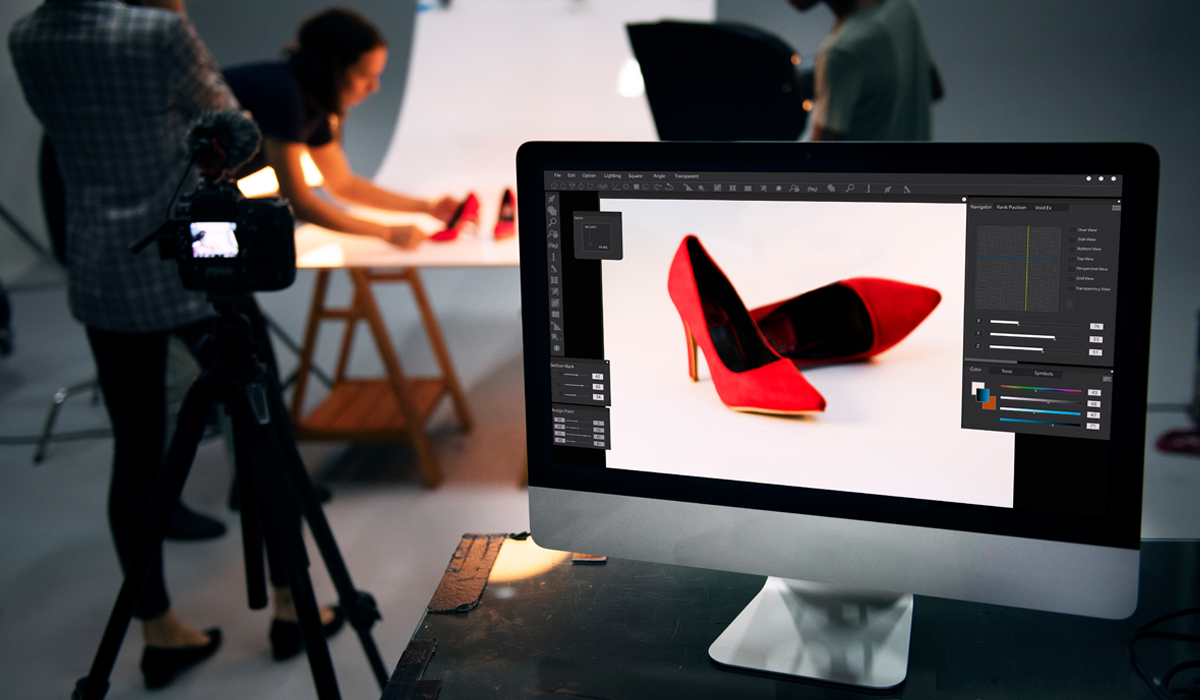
[{"x1": 73, "y1": 295, "x2": 388, "y2": 700}]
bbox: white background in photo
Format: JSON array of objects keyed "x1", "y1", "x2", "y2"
[{"x1": 599, "y1": 198, "x2": 1015, "y2": 508}]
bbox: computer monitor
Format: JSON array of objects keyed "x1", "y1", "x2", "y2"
[{"x1": 516, "y1": 142, "x2": 1158, "y2": 688}]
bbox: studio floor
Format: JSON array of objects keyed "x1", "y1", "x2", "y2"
[{"x1": 2, "y1": 263, "x2": 1199, "y2": 700}]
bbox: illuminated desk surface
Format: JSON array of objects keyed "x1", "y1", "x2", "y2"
[
  {"x1": 288, "y1": 205, "x2": 519, "y2": 487},
  {"x1": 294, "y1": 207, "x2": 520, "y2": 270}
]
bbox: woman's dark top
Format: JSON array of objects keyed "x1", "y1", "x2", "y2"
[{"x1": 223, "y1": 61, "x2": 334, "y2": 177}]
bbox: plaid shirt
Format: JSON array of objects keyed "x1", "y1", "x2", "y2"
[{"x1": 9, "y1": 0, "x2": 238, "y2": 333}]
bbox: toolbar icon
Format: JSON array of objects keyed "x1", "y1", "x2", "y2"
[
  {"x1": 826, "y1": 184, "x2": 835, "y2": 192},
  {"x1": 547, "y1": 205, "x2": 557, "y2": 216},
  {"x1": 714, "y1": 184, "x2": 722, "y2": 192}
]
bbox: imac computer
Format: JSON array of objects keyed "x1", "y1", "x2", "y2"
[{"x1": 516, "y1": 142, "x2": 1158, "y2": 688}]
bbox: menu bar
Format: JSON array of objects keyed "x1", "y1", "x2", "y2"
[{"x1": 543, "y1": 171, "x2": 1122, "y2": 199}]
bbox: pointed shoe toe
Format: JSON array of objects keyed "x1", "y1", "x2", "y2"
[
  {"x1": 751, "y1": 277, "x2": 941, "y2": 367},
  {"x1": 140, "y1": 627, "x2": 221, "y2": 689}
]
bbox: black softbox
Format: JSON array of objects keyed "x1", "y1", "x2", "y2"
[{"x1": 627, "y1": 21, "x2": 810, "y2": 141}]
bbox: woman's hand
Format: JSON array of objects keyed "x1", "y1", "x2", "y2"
[
  {"x1": 383, "y1": 225, "x2": 426, "y2": 250},
  {"x1": 427, "y1": 196, "x2": 460, "y2": 223}
]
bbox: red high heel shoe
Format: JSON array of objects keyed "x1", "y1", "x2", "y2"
[
  {"x1": 668, "y1": 235, "x2": 826, "y2": 415},
  {"x1": 430, "y1": 192, "x2": 480, "y2": 242},
  {"x1": 493, "y1": 188, "x2": 515, "y2": 239},
  {"x1": 750, "y1": 278, "x2": 941, "y2": 368}
]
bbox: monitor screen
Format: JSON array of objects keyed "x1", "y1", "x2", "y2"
[
  {"x1": 559, "y1": 190, "x2": 1118, "y2": 509},
  {"x1": 518, "y1": 143, "x2": 1157, "y2": 635}
]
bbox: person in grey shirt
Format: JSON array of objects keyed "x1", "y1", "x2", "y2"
[{"x1": 789, "y1": 0, "x2": 935, "y2": 141}]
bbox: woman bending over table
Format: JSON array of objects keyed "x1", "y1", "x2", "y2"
[{"x1": 226, "y1": 8, "x2": 459, "y2": 249}]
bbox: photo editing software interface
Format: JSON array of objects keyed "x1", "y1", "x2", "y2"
[{"x1": 540, "y1": 169, "x2": 1123, "y2": 511}]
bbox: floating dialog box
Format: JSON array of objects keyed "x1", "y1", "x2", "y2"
[{"x1": 572, "y1": 211, "x2": 623, "y2": 260}]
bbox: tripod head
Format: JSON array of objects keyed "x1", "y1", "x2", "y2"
[{"x1": 197, "y1": 294, "x2": 270, "y2": 376}]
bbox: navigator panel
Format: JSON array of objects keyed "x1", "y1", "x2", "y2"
[{"x1": 960, "y1": 198, "x2": 1121, "y2": 440}]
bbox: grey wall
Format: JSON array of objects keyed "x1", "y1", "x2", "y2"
[
  {"x1": 0, "y1": 0, "x2": 53, "y2": 281},
  {"x1": 717, "y1": 0, "x2": 1200, "y2": 403},
  {"x1": 718, "y1": 0, "x2": 834, "y2": 59}
]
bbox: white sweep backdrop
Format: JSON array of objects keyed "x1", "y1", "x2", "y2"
[
  {"x1": 598, "y1": 199, "x2": 1016, "y2": 508},
  {"x1": 374, "y1": 0, "x2": 714, "y2": 228}
]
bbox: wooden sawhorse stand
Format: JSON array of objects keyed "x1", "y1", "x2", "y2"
[{"x1": 289, "y1": 267, "x2": 473, "y2": 487}]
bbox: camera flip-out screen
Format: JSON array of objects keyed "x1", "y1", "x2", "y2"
[{"x1": 190, "y1": 222, "x2": 239, "y2": 258}]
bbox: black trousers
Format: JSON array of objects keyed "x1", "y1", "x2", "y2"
[{"x1": 87, "y1": 301, "x2": 287, "y2": 620}]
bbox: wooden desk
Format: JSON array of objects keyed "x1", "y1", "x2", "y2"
[{"x1": 290, "y1": 211, "x2": 519, "y2": 487}]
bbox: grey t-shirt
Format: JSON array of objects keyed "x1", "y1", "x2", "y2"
[{"x1": 814, "y1": 0, "x2": 933, "y2": 141}]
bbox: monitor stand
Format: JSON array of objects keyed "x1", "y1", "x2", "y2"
[{"x1": 709, "y1": 577, "x2": 913, "y2": 689}]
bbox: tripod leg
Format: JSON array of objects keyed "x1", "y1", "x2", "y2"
[
  {"x1": 74, "y1": 372, "x2": 217, "y2": 700},
  {"x1": 267, "y1": 385, "x2": 390, "y2": 688},
  {"x1": 226, "y1": 375, "x2": 345, "y2": 700},
  {"x1": 231, "y1": 413, "x2": 268, "y2": 610},
  {"x1": 288, "y1": 569, "x2": 342, "y2": 700}
]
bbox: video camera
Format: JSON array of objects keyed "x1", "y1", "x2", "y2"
[{"x1": 136, "y1": 111, "x2": 296, "y2": 294}]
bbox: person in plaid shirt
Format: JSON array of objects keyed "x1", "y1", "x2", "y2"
[{"x1": 10, "y1": 0, "x2": 234, "y2": 686}]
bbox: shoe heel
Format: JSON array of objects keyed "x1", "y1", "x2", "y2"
[
  {"x1": 684, "y1": 322, "x2": 699, "y2": 382},
  {"x1": 667, "y1": 235, "x2": 825, "y2": 414}
]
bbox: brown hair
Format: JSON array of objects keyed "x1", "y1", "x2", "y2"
[{"x1": 287, "y1": 8, "x2": 386, "y2": 117}]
